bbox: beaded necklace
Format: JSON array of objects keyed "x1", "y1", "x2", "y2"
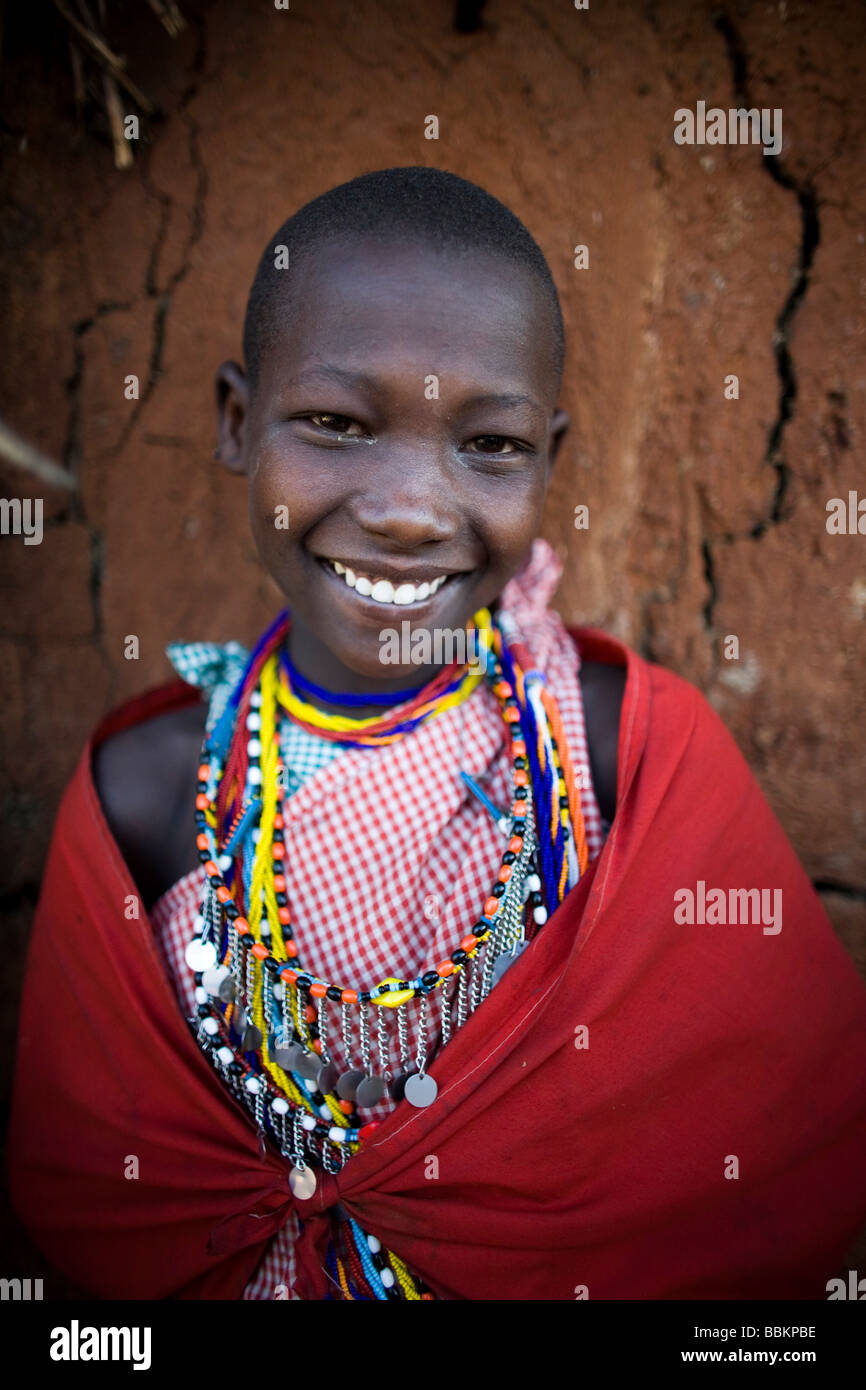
[{"x1": 185, "y1": 606, "x2": 588, "y2": 1299}]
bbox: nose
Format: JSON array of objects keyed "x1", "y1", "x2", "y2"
[{"x1": 350, "y1": 455, "x2": 459, "y2": 550}]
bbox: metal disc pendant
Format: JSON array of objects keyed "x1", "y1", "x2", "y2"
[
  {"x1": 336, "y1": 1068, "x2": 366, "y2": 1102},
  {"x1": 404, "y1": 1072, "x2": 438, "y2": 1108},
  {"x1": 389, "y1": 1068, "x2": 417, "y2": 1102},
  {"x1": 273, "y1": 1042, "x2": 300, "y2": 1070},
  {"x1": 294, "y1": 1049, "x2": 321, "y2": 1082},
  {"x1": 218, "y1": 975, "x2": 237, "y2": 1003},
  {"x1": 241, "y1": 1023, "x2": 263, "y2": 1052},
  {"x1": 316, "y1": 1060, "x2": 340, "y2": 1094},
  {"x1": 491, "y1": 939, "x2": 529, "y2": 986},
  {"x1": 185, "y1": 937, "x2": 217, "y2": 972},
  {"x1": 354, "y1": 1074, "x2": 386, "y2": 1108},
  {"x1": 289, "y1": 1165, "x2": 317, "y2": 1200},
  {"x1": 233, "y1": 1006, "x2": 248, "y2": 1037},
  {"x1": 201, "y1": 963, "x2": 230, "y2": 997}
]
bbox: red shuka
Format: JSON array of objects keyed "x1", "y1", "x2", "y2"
[{"x1": 7, "y1": 630, "x2": 866, "y2": 1299}]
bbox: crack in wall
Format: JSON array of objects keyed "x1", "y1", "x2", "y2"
[
  {"x1": 813, "y1": 880, "x2": 866, "y2": 902},
  {"x1": 697, "y1": 9, "x2": 821, "y2": 636},
  {"x1": 43, "y1": 9, "x2": 211, "y2": 674}
]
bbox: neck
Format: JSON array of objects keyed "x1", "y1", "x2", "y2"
[{"x1": 285, "y1": 618, "x2": 453, "y2": 719}]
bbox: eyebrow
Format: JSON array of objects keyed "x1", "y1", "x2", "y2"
[{"x1": 287, "y1": 365, "x2": 542, "y2": 413}]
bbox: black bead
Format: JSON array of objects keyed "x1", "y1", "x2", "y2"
[
  {"x1": 452, "y1": 948, "x2": 468, "y2": 964},
  {"x1": 502, "y1": 851, "x2": 516, "y2": 864},
  {"x1": 327, "y1": 985, "x2": 343, "y2": 1002},
  {"x1": 515, "y1": 787, "x2": 528, "y2": 800},
  {"x1": 513, "y1": 756, "x2": 527, "y2": 769},
  {"x1": 560, "y1": 794, "x2": 570, "y2": 808},
  {"x1": 360, "y1": 991, "x2": 371, "y2": 1004},
  {"x1": 422, "y1": 970, "x2": 439, "y2": 988},
  {"x1": 263, "y1": 957, "x2": 280, "y2": 975},
  {"x1": 492, "y1": 883, "x2": 505, "y2": 897},
  {"x1": 275, "y1": 891, "x2": 288, "y2": 906},
  {"x1": 530, "y1": 890, "x2": 543, "y2": 907},
  {"x1": 295, "y1": 972, "x2": 312, "y2": 988}
]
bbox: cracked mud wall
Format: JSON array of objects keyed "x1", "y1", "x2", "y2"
[{"x1": 1, "y1": 0, "x2": 865, "y2": 1048}]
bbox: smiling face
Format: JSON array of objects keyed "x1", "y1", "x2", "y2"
[{"x1": 216, "y1": 236, "x2": 568, "y2": 700}]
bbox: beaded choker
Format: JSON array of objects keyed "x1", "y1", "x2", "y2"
[{"x1": 185, "y1": 607, "x2": 588, "y2": 1299}]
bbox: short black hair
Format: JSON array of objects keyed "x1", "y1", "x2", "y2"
[{"x1": 242, "y1": 166, "x2": 565, "y2": 394}]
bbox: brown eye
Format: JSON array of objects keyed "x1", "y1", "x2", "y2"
[
  {"x1": 467, "y1": 435, "x2": 521, "y2": 454},
  {"x1": 310, "y1": 413, "x2": 364, "y2": 435}
]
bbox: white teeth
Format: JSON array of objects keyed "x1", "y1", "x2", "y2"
[{"x1": 326, "y1": 559, "x2": 450, "y2": 605}]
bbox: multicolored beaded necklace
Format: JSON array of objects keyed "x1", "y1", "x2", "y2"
[{"x1": 185, "y1": 605, "x2": 589, "y2": 1299}]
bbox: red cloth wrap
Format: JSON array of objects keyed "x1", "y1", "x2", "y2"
[{"x1": 7, "y1": 631, "x2": 866, "y2": 1299}]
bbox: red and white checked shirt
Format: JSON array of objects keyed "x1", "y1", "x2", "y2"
[{"x1": 150, "y1": 537, "x2": 605, "y2": 1298}]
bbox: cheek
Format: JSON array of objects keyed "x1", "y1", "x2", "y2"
[
  {"x1": 246, "y1": 446, "x2": 325, "y2": 557},
  {"x1": 481, "y1": 477, "x2": 546, "y2": 565}
]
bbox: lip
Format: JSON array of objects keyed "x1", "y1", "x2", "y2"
[
  {"x1": 314, "y1": 554, "x2": 471, "y2": 619},
  {"x1": 314, "y1": 555, "x2": 470, "y2": 587}
]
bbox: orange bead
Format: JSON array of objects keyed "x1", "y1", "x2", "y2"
[
  {"x1": 309, "y1": 984, "x2": 327, "y2": 1001},
  {"x1": 273, "y1": 874, "x2": 286, "y2": 892},
  {"x1": 304, "y1": 1004, "x2": 317, "y2": 1021},
  {"x1": 498, "y1": 865, "x2": 512, "y2": 884},
  {"x1": 274, "y1": 813, "x2": 285, "y2": 830},
  {"x1": 512, "y1": 741, "x2": 526, "y2": 758},
  {"x1": 285, "y1": 941, "x2": 298, "y2": 958},
  {"x1": 204, "y1": 860, "x2": 218, "y2": 877},
  {"x1": 278, "y1": 906, "x2": 291, "y2": 925},
  {"x1": 235, "y1": 918, "x2": 250, "y2": 936},
  {"x1": 514, "y1": 769, "x2": 528, "y2": 787},
  {"x1": 197, "y1": 763, "x2": 210, "y2": 781},
  {"x1": 281, "y1": 967, "x2": 298, "y2": 984},
  {"x1": 272, "y1": 843, "x2": 286, "y2": 860},
  {"x1": 338, "y1": 1099, "x2": 353, "y2": 1115},
  {"x1": 252, "y1": 943, "x2": 269, "y2": 961},
  {"x1": 196, "y1": 833, "x2": 209, "y2": 852},
  {"x1": 460, "y1": 935, "x2": 478, "y2": 952},
  {"x1": 504, "y1": 707, "x2": 519, "y2": 723},
  {"x1": 195, "y1": 793, "x2": 209, "y2": 811},
  {"x1": 341, "y1": 989, "x2": 358, "y2": 1004},
  {"x1": 483, "y1": 897, "x2": 500, "y2": 917},
  {"x1": 216, "y1": 885, "x2": 231, "y2": 903},
  {"x1": 436, "y1": 961, "x2": 455, "y2": 978},
  {"x1": 312, "y1": 1039, "x2": 322, "y2": 1055},
  {"x1": 508, "y1": 836, "x2": 523, "y2": 854},
  {"x1": 512, "y1": 801, "x2": 527, "y2": 817}
]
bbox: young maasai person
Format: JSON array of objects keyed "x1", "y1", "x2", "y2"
[{"x1": 8, "y1": 168, "x2": 866, "y2": 1302}]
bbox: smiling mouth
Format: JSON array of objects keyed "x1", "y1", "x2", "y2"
[{"x1": 318, "y1": 557, "x2": 464, "y2": 608}]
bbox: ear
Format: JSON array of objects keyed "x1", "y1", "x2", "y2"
[
  {"x1": 215, "y1": 361, "x2": 250, "y2": 474},
  {"x1": 548, "y1": 407, "x2": 570, "y2": 470}
]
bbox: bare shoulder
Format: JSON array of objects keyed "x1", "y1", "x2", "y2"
[
  {"x1": 578, "y1": 660, "x2": 626, "y2": 824},
  {"x1": 92, "y1": 699, "x2": 208, "y2": 909}
]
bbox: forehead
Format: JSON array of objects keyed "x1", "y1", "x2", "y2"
[{"x1": 258, "y1": 236, "x2": 557, "y2": 403}]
